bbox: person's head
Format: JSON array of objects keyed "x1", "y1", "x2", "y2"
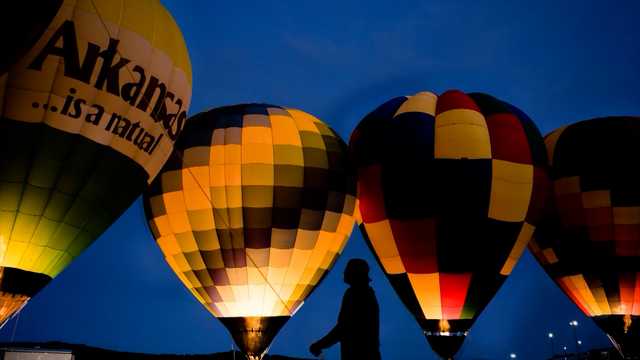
[{"x1": 343, "y1": 258, "x2": 370, "y2": 286}]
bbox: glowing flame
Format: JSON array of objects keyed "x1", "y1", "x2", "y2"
[
  {"x1": 624, "y1": 314, "x2": 632, "y2": 334},
  {"x1": 439, "y1": 319, "x2": 451, "y2": 334}
]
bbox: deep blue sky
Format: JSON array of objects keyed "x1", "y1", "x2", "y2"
[{"x1": 3, "y1": 1, "x2": 640, "y2": 359}]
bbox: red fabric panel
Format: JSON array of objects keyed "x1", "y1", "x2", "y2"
[
  {"x1": 588, "y1": 225, "x2": 613, "y2": 242},
  {"x1": 390, "y1": 218, "x2": 438, "y2": 273},
  {"x1": 485, "y1": 113, "x2": 532, "y2": 164},
  {"x1": 556, "y1": 193, "x2": 585, "y2": 226},
  {"x1": 585, "y1": 207, "x2": 613, "y2": 226},
  {"x1": 358, "y1": 165, "x2": 386, "y2": 223},
  {"x1": 619, "y1": 273, "x2": 636, "y2": 314},
  {"x1": 614, "y1": 225, "x2": 640, "y2": 256},
  {"x1": 435, "y1": 90, "x2": 480, "y2": 115},
  {"x1": 439, "y1": 273, "x2": 472, "y2": 319},
  {"x1": 632, "y1": 274, "x2": 640, "y2": 315}
]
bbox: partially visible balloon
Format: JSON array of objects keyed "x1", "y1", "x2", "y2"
[
  {"x1": 0, "y1": 0, "x2": 191, "y2": 324},
  {"x1": 144, "y1": 104, "x2": 356, "y2": 360},
  {"x1": 350, "y1": 91, "x2": 548, "y2": 359},
  {"x1": 530, "y1": 117, "x2": 640, "y2": 358},
  {"x1": 0, "y1": 1, "x2": 63, "y2": 76}
]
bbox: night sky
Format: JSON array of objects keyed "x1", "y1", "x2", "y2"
[{"x1": 3, "y1": 0, "x2": 640, "y2": 359}]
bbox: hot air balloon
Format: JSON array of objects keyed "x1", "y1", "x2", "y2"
[
  {"x1": 0, "y1": 0, "x2": 191, "y2": 324},
  {"x1": 0, "y1": 0, "x2": 63, "y2": 76},
  {"x1": 350, "y1": 90, "x2": 548, "y2": 359},
  {"x1": 143, "y1": 104, "x2": 356, "y2": 360},
  {"x1": 529, "y1": 117, "x2": 640, "y2": 358}
]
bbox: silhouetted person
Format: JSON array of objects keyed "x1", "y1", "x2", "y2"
[{"x1": 309, "y1": 258, "x2": 381, "y2": 359}]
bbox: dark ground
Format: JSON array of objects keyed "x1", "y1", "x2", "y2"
[{"x1": 0, "y1": 342, "x2": 311, "y2": 359}]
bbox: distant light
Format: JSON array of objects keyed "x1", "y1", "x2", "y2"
[
  {"x1": 563, "y1": 346, "x2": 568, "y2": 351},
  {"x1": 569, "y1": 320, "x2": 579, "y2": 326},
  {"x1": 548, "y1": 332, "x2": 554, "y2": 338},
  {"x1": 577, "y1": 340, "x2": 582, "y2": 345},
  {"x1": 510, "y1": 353, "x2": 517, "y2": 359}
]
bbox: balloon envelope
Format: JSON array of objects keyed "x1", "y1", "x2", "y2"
[
  {"x1": 144, "y1": 104, "x2": 357, "y2": 359},
  {"x1": 0, "y1": 0, "x2": 62, "y2": 76},
  {"x1": 529, "y1": 117, "x2": 640, "y2": 357},
  {"x1": 0, "y1": 0, "x2": 191, "y2": 324},
  {"x1": 350, "y1": 90, "x2": 548, "y2": 359}
]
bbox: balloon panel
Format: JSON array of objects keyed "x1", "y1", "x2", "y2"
[
  {"x1": 530, "y1": 117, "x2": 640, "y2": 318},
  {"x1": 0, "y1": 0, "x2": 192, "y2": 323},
  {"x1": 2, "y1": 0, "x2": 192, "y2": 181},
  {"x1": 351, "y1": 91, "x2": 547, "y2": 331},
  {"x1": 0, "y1": 121, "x2": 147, "y2": 279},
  {"x1": 144, "y1": 105, "x2": 356, "y2": 319}
]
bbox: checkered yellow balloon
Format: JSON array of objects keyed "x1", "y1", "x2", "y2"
[{"x1": 144, "y1": 104, "x2": 356, "y2": 359}]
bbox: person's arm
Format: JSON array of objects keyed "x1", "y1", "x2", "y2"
[{"x1": 310, "y1": 290, "x2": 350, "y2": 353}]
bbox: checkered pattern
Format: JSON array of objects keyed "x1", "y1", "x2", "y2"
[
  {"x1": 350, "y1": 90, "x2": 547, "y2": 336},
  {"x1": 530, "y1": 117, "x2": 640, "y2": 319},
  {"x1": 144, "y1": 104, "x2": 356, "y2": 319}
]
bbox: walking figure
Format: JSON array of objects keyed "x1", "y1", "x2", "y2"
[{"x1": 309, "y1": 258, "x2": 381, "y2": 359}]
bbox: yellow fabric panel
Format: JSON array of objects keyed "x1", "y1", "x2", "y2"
[
  {"x1": 47, "y1": 253, "x2": 72, "y2": 277},
  {"x1": 434, "y1": 109, "x2": 491, "y2": 159},
  {"x1": 18, "y1": 244, "x2": 45, "y2": 271},
  {"x1": 157, "y1": 235, "x2": 181, "y2": 256},
  {"x1": 568, "y1": 274, "x2": 601, "y2": 316},
  {"x1": 592, "y1": 286, "x2": 612, "y2": 315},
  {"x1": 31, "y1": 248, "x2": 60, "y2": 274},
  {"x1": 224, "y1": 164, "x2": 242, "y2": 187},
  {"x1": 363, "y1": 220, "x2": 405, "y2": 274},
  {"x1": 82, "y1": 0, "x2": 192, "y2": 82},
  {"x1": 544, "y1": 126, "x2": 567, "y2": 167},
  {"x1": 582, "y1": 190, "x2": 611, "y2": 208},
  {"x1": 246, "y1": 266, "x2": 266, "y2": 285},
  {"x1": 241, "y1": 164, "x2": 274, "y2": 186},
  {"x1": 3, "y1": 241, "x2": 28, "y2": 268},
  {"x1": 224, "y1": 144, "x2": 242, "y2": 164},
  {"x1": 267, "y1": 264, "x2": 288, "y2": 283},
  {"x1": 286, "y1": 109, "x2": 321, "y2": 133},
  {"x1": 408, "y1": 273, "x2": 442, "y2": 319},
  {"x1": 163, "y1": 191, "x2": 187, "y2": 214},
  {"x1": 394, "y1": 92, "x2": 437, "y2": 117},
  {"x1": 152, "y1": 214, "x2": 172, "y2": 236},
  {"x1": 183, "y1": 185, "x2": 212, "y2": 210},
  {"x1": 176, "y1": 232, "x2": 198, "y2": 253},
  {"x1": 500, "y1": 222, "x2": 535, "y2": 275},
  {"x1": 195, "y1": 231, "x2": 220, "y2": 251},
  {"x1": 273, "y1": 145, "x2": 304, "y2": 167},
  {"x1": 271, "y1": 115, "x2": 302, "y2": 146},
  {"x1": 173, "y1": 253, "x2": 191, "y2": 273},
  {"x1": 184, "y1": 271, "x2": 203, "y2": 287},
  {"x1": 242, "y1": 143, "x2": 274, "y2": 164},
  {"x1": 242, "y1": 126, "x2": 273, "y2": 144},
  {"x1": 488, "y1": 160, "x2": 534, "y2": 222},
  {"x1": 613, "y1": 207, "x2": 640, "y2": 224},
  {"x1": 187, "y1": 209, "x2": 215, "y2": 231},
  {"x1": 210, "y1": 145, "x2": 225, "y2": 166},
  {"x1": 167, "y1": 211, "x2": 191, "y2": 234}
]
